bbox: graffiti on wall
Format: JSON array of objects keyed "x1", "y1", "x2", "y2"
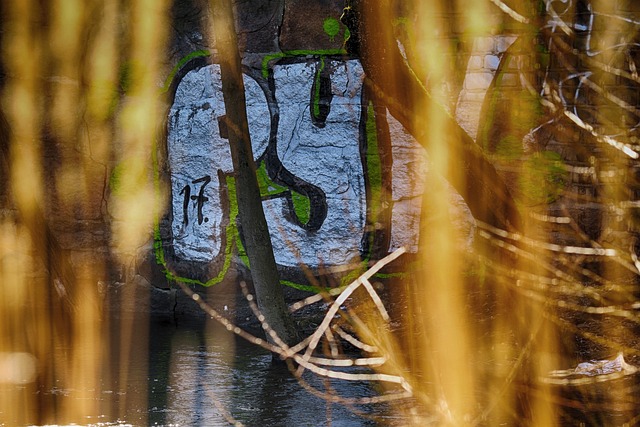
[
  {"x1": 157, "y1": 53, "x2": 428, "y2": 287},
  {"x1": 166, "y1": 58, "x2": 367, "y2": 267},
  {"x1": 166, "y1": 61, "x2": 271, "y2": 263}
]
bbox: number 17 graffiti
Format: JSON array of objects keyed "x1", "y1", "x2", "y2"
[{"x1": 179, "y1": 175, "x2": 211, "y2": 226}]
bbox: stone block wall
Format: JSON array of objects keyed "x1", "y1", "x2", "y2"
[{"x1": 456, "y1": 35, "x2": 517, "y2": 140}]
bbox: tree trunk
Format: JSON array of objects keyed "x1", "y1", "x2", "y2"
[{"x1": 210, "y1": 0, "x2": 299, "y2": 349}]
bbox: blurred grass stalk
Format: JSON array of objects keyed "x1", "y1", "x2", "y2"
[
  {"x1": 360, "y1": 1, "x2": 561, "y2": 424},
  {"x1": 0, "y1": 0, "x2": 168, "y2": 424},
  {"x1": 414, "y1": 1, "x2": 478, "y2": 422}
]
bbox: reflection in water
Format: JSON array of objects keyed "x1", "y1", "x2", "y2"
[{"x1": 125, "y1": 318, "x2": 384, "y2": 426}]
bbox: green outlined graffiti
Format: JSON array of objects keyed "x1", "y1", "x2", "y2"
[
  {"x1": 154, "y1": 51, "x2": 390, "y2": 291},
  {"x1": 162, "y1": 49, "x2": 211, "y2": 93}
]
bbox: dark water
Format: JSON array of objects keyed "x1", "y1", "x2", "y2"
[
  {"x1": 103, "y1": 318, "x2": 393, "y2": 427},
  {"x1": 17, "y1": 311, "x2": 640, "y2": 426}
]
